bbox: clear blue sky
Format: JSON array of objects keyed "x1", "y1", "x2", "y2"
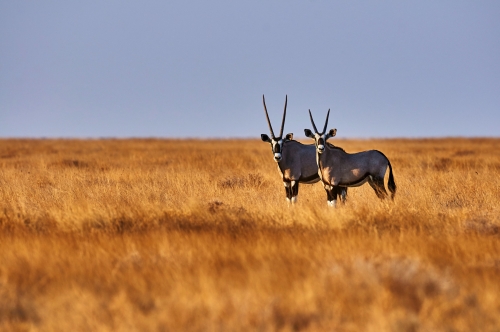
[{"x1": 1, "y1": 1, "x2": 499, "y2": 138}]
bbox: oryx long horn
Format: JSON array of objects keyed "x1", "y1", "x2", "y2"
[
  {"x1": 279, "y1": 95, "x2": 287, "y2": 138},
  {"x1": 262, "y1": 95, "x2": 275, "y2": 138},
  {"x1": 322, "y1": 109, "x2": 330, "y2": 135},
  {"x1": 309, "y1": 109, "x2": 319, "y2": 133}
]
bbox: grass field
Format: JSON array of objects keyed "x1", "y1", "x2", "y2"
[{"x1": 1, "y1": 137, "x2": 499, "y2": 331}]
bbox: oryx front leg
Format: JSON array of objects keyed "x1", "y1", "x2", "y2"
[
  {"x1": 290, "y1": 181, "x2": 298, "y2": 204},
  {"x1": 324, "y1": 184, "x2": 337, "y2": 207},
  {"x1": 283, "y1": 181, "x2": 293, "y2": 204}
]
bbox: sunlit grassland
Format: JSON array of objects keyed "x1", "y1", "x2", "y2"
[{"x1": 1, "y1": 138, "x2": 499, "y2": 331}]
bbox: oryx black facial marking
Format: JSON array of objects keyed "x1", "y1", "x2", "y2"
[
  {"x1": 305, "y1": 109, "x2": 396, "y2": 207},
  {"x1": 260, "y1": 135, "x2": 284, "y2": 162},
  {"x1": 261, "y1": 95, "x2": 346, "y2": 204},
  {"x1": 272, "y1": 138, "x2": 283, "y2": 162}
]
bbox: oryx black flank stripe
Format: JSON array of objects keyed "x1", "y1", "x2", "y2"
[
  {"x1": 300, "y1": 173, "x2": 320, "y2": 183},
  {"x1": 281, "y1": 171, "x2": 319, "y2": 184},
  {"x1": 339, "y1": 173, "x2": 370, "y2": 187}
]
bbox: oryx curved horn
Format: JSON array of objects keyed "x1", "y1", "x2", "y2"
[
  {"x1": 309, "y1": 109, "x2": 319, "y2": 133},
  {"x1": 263, "y1": 95, "x2": 275, "y2": 138},
  {"x1": 322, "y1": 109, "x2": 330, "y2": 135},
  {"x1": 278, "y1": 95, "x2": 287, "y2": 138}
]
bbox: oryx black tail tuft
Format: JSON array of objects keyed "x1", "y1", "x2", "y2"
[{"x1": 387, "y1": 160, "x2": 396, "y2": 200}]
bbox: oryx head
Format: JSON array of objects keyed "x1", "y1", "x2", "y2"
[
  {"x1": 261, "y1": 95, "x2": 293, "y2": 162},
  {"x1": 304, "y1": 109, "x2": 337, "y2": 154}
]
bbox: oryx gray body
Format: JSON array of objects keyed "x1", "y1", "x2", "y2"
[
  {"x1": 261, "y1": 95, "x2": 347, "y2": 204},
  {"x1": 277, "y1": 141, "x2": 319, "y2": 183},
  {"x1": 305, "y1": 109, "x2": 396, "y2": 207}
]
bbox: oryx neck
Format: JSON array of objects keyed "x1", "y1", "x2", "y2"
[{"x1": 318, "y1": 143, "x2": 343, "y2": 166}]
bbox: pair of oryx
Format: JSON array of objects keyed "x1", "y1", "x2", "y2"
[{"x1": 261, "y1": 95, "x2": 396, "y2": 207}]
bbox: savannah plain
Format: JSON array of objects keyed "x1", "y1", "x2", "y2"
[{"x1": 1, "y1": 137, "x2": 499, "y2": 331}]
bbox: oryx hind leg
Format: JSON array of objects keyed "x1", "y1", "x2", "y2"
[
  {"x1": 368, "y1": 176, "x2": 388, "y2": 199},
  {"x1": 337, "y1": 187, "x2": 347, "y2": 204}
]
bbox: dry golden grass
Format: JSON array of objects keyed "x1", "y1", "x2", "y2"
[{"x1": 1, "y1": 137, "x2": 499, "y2": 331}]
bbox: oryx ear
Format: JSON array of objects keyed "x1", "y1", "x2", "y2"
[
  {"x1": 261, "y1": 134, "x2": 272, "y2": 142},
  {"x1": 304, "y1": 129, "x2": 314, "y2": 138},
  {"x1": 328, "y1": 128, "x2": 337, "y2": 138},
  {"x1": 285, "y1": 133, "x2": 293, "y2": 141}
]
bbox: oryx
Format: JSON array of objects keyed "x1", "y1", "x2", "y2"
[
  {"x1": 261, "y1": 95, "x2": 347, "y2": 204},
  {"x1": 304, "y1": 109, "x2": 396, "y2": 207}
]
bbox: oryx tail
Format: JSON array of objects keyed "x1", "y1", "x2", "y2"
[
  {"x1": 373, "y1": 150, "x2": 397, "y2": 200},
  {"x1": 387, "y1": 158, "x2": 396, "y2": 200}
]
